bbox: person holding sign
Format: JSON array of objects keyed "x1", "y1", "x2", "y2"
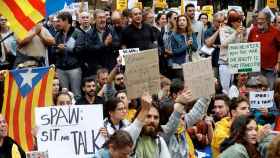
[
  {"x1": 100, "y1": 98, "x2": 130, "y2": 139},
  {"x1": 248, "y1": 11, "x2": 280, "y2": 88},
  {"x1": 246, "y1": 75, "x2": 277, "y2": 126},
  {"x1": 219, "y1": 10, "x2": 247, "y2": 94},
  {"x1": 170, "y1": 15, "x2": 198, "y2": 79},
  {"x1": 0, "y1": 114, "x2": 26, "y2": 158}
]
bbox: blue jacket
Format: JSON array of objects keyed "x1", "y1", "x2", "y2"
[{"x1": 171, "y1": 32, "x2": 198, "y2": 65}]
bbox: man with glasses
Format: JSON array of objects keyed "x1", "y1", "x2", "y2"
[
  {"x1": 204, "y1": 12, "x2": 225, "y2": 78},
  {"x1": 248, "y1": 11, "x2": 280, "y2": 88}
]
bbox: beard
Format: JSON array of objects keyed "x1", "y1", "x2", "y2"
[
  {"x1": 86, "y1": 90, "x2": 95, "y2": 97},
  {"x1": 115, "y1": 83, "x2": 126, "y2": 91},
  {"x1": 141, "y1": 123, "x2": 159, "y2": 138}
]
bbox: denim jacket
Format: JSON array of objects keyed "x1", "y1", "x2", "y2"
[{"x1": 171, "y1": 32, "x2": 198, "y2": 65}]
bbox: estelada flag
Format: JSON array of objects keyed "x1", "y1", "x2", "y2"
[
  {"x1": 1, "y1": 66, "x2": 55, "y2": 151},
  {"x1": 0, "y1": 0, "x2": 73, "y2": 40}
]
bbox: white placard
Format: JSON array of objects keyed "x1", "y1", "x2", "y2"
[
  {"x1": 119, "y1": 48, "x2": 140, "y2": 65},
  {"x1": 228, "y1": 42, "x2": 261, "y2": 74},
  {"x1": 249, "y1": 91, "x2": 274, "y2": 109},
  {"x1": 36, "y1": 105, "x2": 104, "y2": 158}
]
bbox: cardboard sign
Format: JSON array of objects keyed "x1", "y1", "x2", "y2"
[
  {"x1": 183, "y1": 58, "x2": 215, "y2": 99},
  {"x1": 116, "y1": 0, "x2": 128, "y2": 11},
  {"x1": 26, "y1": 151, "x2": 49, "y2": 158},
  {"x1": 124, "y1": 49, "x2": 161, "y2": 99},
  {"x1": 228, "y1": 42, "x2": 261, "y2": 74},
  {"x1": 119, "y1": 48, "x2": 140, "y2": 65},
  {"x1": 249, "y1": 91, "x2": 274, "y2": 109},
  {"x1": 36, "y1": 105, "x2": 104, "y2": 158}
]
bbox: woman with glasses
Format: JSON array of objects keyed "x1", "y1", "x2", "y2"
[{"x1": 100, "y1": 98, "x2": 130, "y2": 140}]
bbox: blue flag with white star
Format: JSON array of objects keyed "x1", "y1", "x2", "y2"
[{"x1": 11, "y1": 67, "x2": 49, "y2": 97}]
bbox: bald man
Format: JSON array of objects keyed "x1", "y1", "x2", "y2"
[{"x1": 0, "y1": 114, "x2": 26, "y2": 158}]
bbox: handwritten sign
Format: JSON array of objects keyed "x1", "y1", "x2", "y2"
[
  {"x1": 119, "y1": 48, "x2": 139, "y2": 65},
  {"x1": 228, "y1": 42, "x2": 260, "y2": 74},
  {"x1": 116, "y1": 0, "x2": 128, "y2": 11},
  {"x1": 124, "y1": 49, "x2": 161, "y2": 99},
  {"x1": 26, "y1": 151, "x2": 49, "y2": 158},
  {"x1": 249, "y1": 91, "x2": 274, "y2": 109},
  {"x1": 183, "y1": 58, "x2": 215, "y2": 99},
  {"x1": 36, "y1": 105, "x2": 104, "y2": 158}
]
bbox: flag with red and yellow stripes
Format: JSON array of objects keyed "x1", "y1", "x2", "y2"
[
  {"x1": 0, "y1": 0, "x2": 72, "y2": 40},
  {"x1": 0, "y1": 0, "x2": 45, "y2": 40},
  {"x1": 2, "y1": 66, "x2": 55, "y2": 151}
]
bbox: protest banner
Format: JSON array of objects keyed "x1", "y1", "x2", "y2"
[
  {"x1": 124, "y1": 49, "x2": 161, "y2": 99},
  {"x1": 119, "y1": 48, "x2": 140, "y2": 65},
  {"x1": 36, "y1": 105, "x2": 104, "y2": 158},
  {"x1": 249, "y1": 91, "x2": 274, "y2": 109},
  {"x1": 116, "y1": 0, "x2": 128, "y2": 11},
  {"x1": 228, "y1": 42, "x2": 261, "y2": 74},
  {"x1": 26, "y1": 151, "x2": 49, "y2": 158},
  {"x1": 183, "y1": 58, "x2": 215, "y2": 99},
  {"x1": 63, "y1": 2, "x2": 89, "y2": 20}
]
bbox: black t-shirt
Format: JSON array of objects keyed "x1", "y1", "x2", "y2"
[
  {"x1": 121, "y1": 23, "x2": 157, "y2": 50},
  {"x1": 75, "y1": 96, "x2": 104, "y2": 105}
]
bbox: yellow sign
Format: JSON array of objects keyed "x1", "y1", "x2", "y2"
[
  {"x1": 116, "y1": 0, "x2": 128, "y2": 11},
  {"x1": 267, "y1": 0, "x2": 277, "y2": 8},
  {"x1": 136, "y1": 2, "x2": 143, "y2": 9},
  {"x1": 201, "y1": 5, "x2": 213, "y2": 21},
  {"x1": 155, "y1": 0, "x2": 168, "y2": 8}
]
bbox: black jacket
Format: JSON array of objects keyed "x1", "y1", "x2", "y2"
[
  {"x1": 54, "y1": 26, "x2": 81, "y2": 70},
  {"x1": 0, "y1": 136, "x2": 26, "y2": 158}
]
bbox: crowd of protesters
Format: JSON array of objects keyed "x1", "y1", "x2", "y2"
[{"x1": 2, "y1": 2, "x2": 280, "y2": 158}]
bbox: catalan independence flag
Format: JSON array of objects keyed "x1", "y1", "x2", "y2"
[
  {"x1": 1, "y1": 67, "x2": 55, "y2": 151},
  {"x1": 0, "y1": 0, "x2": 73, "y2": 40}
]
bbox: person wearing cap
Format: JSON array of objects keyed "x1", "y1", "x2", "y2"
[{"x1": 246, "y1": 75, "x2": 278, "y2": 126}]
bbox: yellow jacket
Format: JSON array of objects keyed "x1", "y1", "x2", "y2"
[{"x1": 211, "y1": 117, "x2": 231, "y2": 158}]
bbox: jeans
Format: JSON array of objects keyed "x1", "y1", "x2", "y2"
[
  {"x1": 57, "y1": 67, "x2": 82, "y2": 98},
  {"x1": 219, "y1": 65, "x2": 233, "y2": 94}
]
